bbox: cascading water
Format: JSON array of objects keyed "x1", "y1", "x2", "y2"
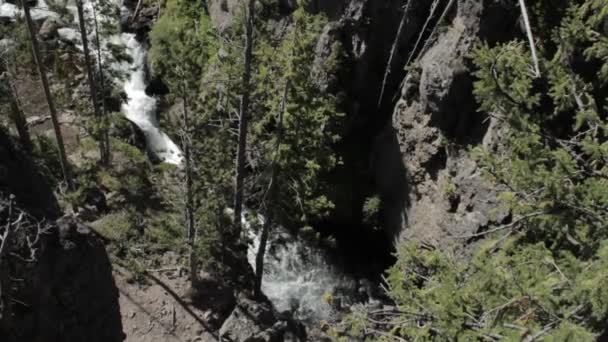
[
  {"x1": 245, "y1": 215, "x2": 357, "y2": 323},
  {"x1": 0, "y1": 0, "x2": 183, "y2": 165},
  {"x1": 119, "y1": 33, "x2": 183, "y2": 165}
]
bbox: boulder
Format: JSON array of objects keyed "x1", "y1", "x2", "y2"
[
  {"x1": 38, "y1": 17, "x2": 64, "y2": 40},
  {"x1": 219, "y1": 297, "x2": 286, "y2": 342},
  {"x1": 57, "y1": 27, "x2": 79, "y2": 44}
]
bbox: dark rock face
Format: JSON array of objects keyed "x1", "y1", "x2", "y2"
[
  {"x1": 0, "y1": 132, "x2": 124, "y2": 341},
  {"x1": 375, "y1": 0, "x2": 518, "y2": 246},
  {"x1": 0, "y1": 215, "x2": 125, "y2": 342},
  {"x1": 25, "y1": 218, "x2": 124, "y2": 342}
]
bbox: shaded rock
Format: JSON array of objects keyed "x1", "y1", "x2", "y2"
[
  {"x1": 220, "y1": 297, "x2": 291, "y2": 342},
  {"x1": 190, "y1": 272, "x2": 236, "y2": 328},
  {"x1": 0, "y1": 213, "x2": 125, "y2": 342},
  {"x1": 208, "y1": 0, "x2": 239, "y2": 32},
  {"x1": 0, "y1": 129, "x2": 59, "y2": 218},
  {"x1": 375, "y1": 0, "x2": 517, "y2": 248},
  {"x1": 38, "y1": 17, "x2": 64, "y2": 40}
]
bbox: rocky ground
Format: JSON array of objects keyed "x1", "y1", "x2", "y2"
[{"x1": 114, "y1": 267, "x2": 218, "y2": 342}]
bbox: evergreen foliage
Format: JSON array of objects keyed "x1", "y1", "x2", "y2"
[
  {"x1": 336, "y1": 0, "x2": 607, "y2": 340},
  {"x1": 249, "y1": 7, "x2": 344, "y2": 226}
]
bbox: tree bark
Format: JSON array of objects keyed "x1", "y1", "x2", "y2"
[
  {"x1": 77, "y1": 0, "x2": 109, "y2": 166},
  {"x1": 92, "y1": 1, "x2": 111, "y2": 165},
  {"x1": 181, "y1": 92, "x2": 198, "y2": 287},
  {"x1": 518, "y1": 0, "x2": 540, "y2": 77},
  {"x1": 233, "y1": 0, "x2": 255, "y2": 239},
  {"x1": 21, "y1": 0, "x2": 73, "y2": 189},
  {"x1": 2, "y1": 69, "x2": 32, "y2": 151},
  {"x1": 378, "y1": 0, "x2": 412, "y2": 108},
  {"x1": 8, "y1": 90, "x2": 31, "y2": 152},
  {"x1": 254, "y1": 78, "x2": 288, "y2": 299}
]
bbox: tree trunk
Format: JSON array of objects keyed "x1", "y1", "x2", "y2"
[
  {"x1": 181, "y1": 93, "x2": 198, "y2": 287},
  {"x1": 378, "y1": 0, "x2": 412, "y2": 108},
  {"x1": 0, "y1": 197, "x2": 15, "y2": 332},
  {"x1": 77, "y1": 0, "x2": 108, "y2": 166},
  {"x1": 254, "y1": 78, "x2": 288, "y2": 299},
  {"x1": 518, "y1": 0, "x2": 540, "y2": 77},
  {"x1": 8, "y1": 91, "x2": 31, "y2": 152},
  {"x1": 92, "y1": 1, "x2": 111, "y2": 165},
  {"x1": 233, "y1": 0, "x2": 255, "y2": 239},
  {"x1": 21, "y1": 0, "x2": 73, "y2": 189},
  {"x1": 3, "y1": 70, "x2": 32, "y2": 151}
]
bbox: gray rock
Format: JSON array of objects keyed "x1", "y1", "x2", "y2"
[
  {"x1": 57, "y1": 27, "x2": 79, "y2": 44},
  {"x1": 38, "y1": 17, "x2": 64, "y2": 40},
  {"x1": 375, "y1": 0, "x2": 517, "y2": 248},
  {"x1": 0, "y1": 38, "x2": 15, "y2": 56},
  {"x1": 219, "y1": 297, "x2": 285, "y2": 342}
]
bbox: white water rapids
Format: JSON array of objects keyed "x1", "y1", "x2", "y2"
[
  {"x1": 0, "y1": 0, "x2": 183, "y2": 165},
  {"x1": 244, "y1": 214, "x2": 356, "y2": 322}
]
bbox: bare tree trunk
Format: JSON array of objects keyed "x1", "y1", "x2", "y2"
[
  {"x1": 233, "y1": 0, "x2": 255, "y2": 239},
  {"x1": 8, "y1": 91, "x2": 31, "y2": 152},
  {"x1": 254, "y1": 78, "x2": 288, "y2": 299},
  {"x1": 377, "y1": 0, "x2": 412, "y2": 108},
  {"x1": 92, "y1": 1, "x2": 111, "y2": 165},
  {"x1": 0, "y1": 196, "x2": 15, "y2": 330},
  {"x1": 181, "y1": 92, "x2": 198, "y2": 287},
  {"x1": 518, "y1": 0, "x2": 540, "y2": 77},
  {"x1": 77, "y1": 0, "x2": 108, "y2": 166},
  {"x1": 416, "y1": 0, "x2": 456, "y2": 63},
  {"x1": 405, "y1": 0, "x2": 439, "y2": 67},
  {"x1": 21, "y1": 0, "x2": 73, "y2": 189},
  {"x1": 2, "y1": 69, "x2": 32, "y2": 151}
]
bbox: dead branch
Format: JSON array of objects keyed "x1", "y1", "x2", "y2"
[{"x1": 518, "y1": 0, "x2": 540, "y2": 77}]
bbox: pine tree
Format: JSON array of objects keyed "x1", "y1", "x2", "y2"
[
  {"x1": 76, "y1": 0, "x2": 109, "y2": 166},
  {"x1": 149, "y1": 0, "x2": 222, "y2": 287},
  {"x1": 20, "y1": 0, "x2": 73, "y2": 189},
  {"x1": 233, "y1": 0, "x2": 256, "y2": 239},
  {"x1": 0, "y1": 59, "x2": 31, "y2": 151},
  {"x1": 335, "y1": 1, "x2": 607, "y2": 340}
]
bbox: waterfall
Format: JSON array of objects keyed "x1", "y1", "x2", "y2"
[
  {"x1": 0, "y1": 0, "x2": 183, "y2": 165},
  {"x1": 244, "y1": 214, "x2": 357, "y2": 323},
  {"x1": 120, "y1": 33, "x2": 183, "y2": 165}
]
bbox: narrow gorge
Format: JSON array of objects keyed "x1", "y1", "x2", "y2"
[{"x1": 0, "y1": 0, "x2": 606, "y2": 341}]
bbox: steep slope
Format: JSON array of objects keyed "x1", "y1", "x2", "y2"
[{"x1": 0, "y1": 130, "x2": 124, "y2": 342}]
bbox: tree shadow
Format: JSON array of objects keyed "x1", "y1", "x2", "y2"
[
  {"x1": 142, "y1": 272, "x2": 219, "y2": 341},
  {"x1": 118, "y1": 287, "x2": 184, "y2": 341},
  {"x1": 372, "y1": 123, "x2": 410, "y2": 242}
]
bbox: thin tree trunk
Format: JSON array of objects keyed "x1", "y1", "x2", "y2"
[
  {"x1": 518, "y1": 0, "x2": 540, "y2": 77},
  {"x1": 254, "y1": 78, "x2": 288, "y2": 299},
  {"x1": 405, "y1": 0, "x2": 439, "y2": 67},
  {"x1": 77, "y1": 0, "x2": 108, "y2": 166},
  {"x1": 8, "y1": 91, "x2": 31, "y2": 151},
  {"x1": 416, "y1": 0, "x2": 456, "y2": 63},
  {"x1": 21, "y1": 0, "x2": 73, "y2": 189},
  {"x1": 181, "y1": 92, "x2": 198, "y2": 287},
  {"x1": 0, "y1": 197, "x2": 14, "y2": 330},
  {"x1": 92, "y1": 1, "x2": 110, "y2": 165},
  {"x1": 131, "y1": 0, "x2": 144, "y2": 23},
  {"x1": 233, "y1": 0, "x2": 255, "y2": 239},
  {"x1": 3, "y1": 69, "x2": 32, "y2": 151},
  {"x1": 377, "y1": 0, "x2": 412, "y2": 108}
]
